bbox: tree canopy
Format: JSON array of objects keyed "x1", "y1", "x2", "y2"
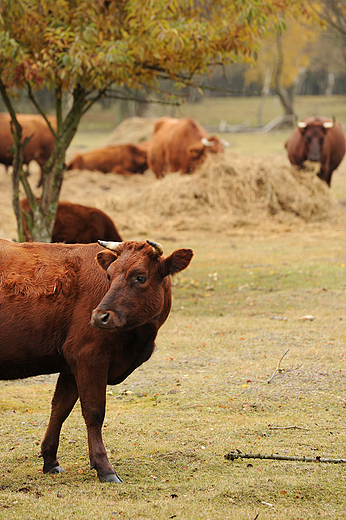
[{"x1": 0, "y1": 0, "x2": 311, "y2": 241}]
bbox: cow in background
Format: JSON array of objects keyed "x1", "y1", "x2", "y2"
[
  {"x1": 0, "y1": 113, "x2": 56, "y2": 181},
  {"x1": 285, "y1": 116, "x2": 346, "y2": 186},
  {"x1": 0, "y1": 238, "x2": 193, "y2": 482},
  {"x1": 21, "y1": 199, "x2": 122, "y2": 243},
  {"x1": 66, "y1": 143, "x2": 148, "y2": 175},
  {"x1": 147, "y1": 116, "x2": 229, "y2": 178}
]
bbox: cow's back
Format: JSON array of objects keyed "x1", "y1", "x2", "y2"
[
  {"x1": 52, "y1": 203, "x2": 122, "y2": 243},
  {"x1": 166, "y1": 118, "x2": 208, "y2": 173},
  {"x1": 21, "y1": 199, "x2": 122, "y2": 243},
  {"x1": 0, "y1": 113, "x2": 56, "y2": 167},
  {"x1": 0, "y1": 240, "x2": 106, "y2": 380},
  {"x1": 147, "y1": 117, "x2": 180, "y2": 177},
  {"x1": 67, "y1": 144, "x2": 147, "y2": 174}
]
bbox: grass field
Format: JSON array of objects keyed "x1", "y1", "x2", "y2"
[
  {"x1": 75, "y1": 94, "x2": 346, "y2": 131},
  {"x1": 0, "y1": 96, "x2": 346, "y2": 519}
]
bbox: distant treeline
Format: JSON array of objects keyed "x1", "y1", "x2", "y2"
[{"x1": 1, "y1": 68, "x2": 345, "y2": 115}]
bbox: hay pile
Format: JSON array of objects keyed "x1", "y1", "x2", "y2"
[
  {"x1": 105, "y1": 117, "x2": 156, "y2": 146},
  {"x1": 96, "y1": 154, "x2": 337, "y2": 236}
]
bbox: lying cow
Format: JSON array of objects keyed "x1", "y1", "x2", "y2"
[
  {"x1": 285, "y1": 116, "x2": 346, "y2": 186},
  {"x1": 21, "y1": 199, "x2": 122, "y2": 243},
  {"x1": 147, "y1": 116, "x2": 229, "y2": 178},
  {"x1": 66, "y1": 143, "x2": 148, "y2": 175},
  {"x1": 0, "y1": 239, "x2": 193, "y2": 482},
  {"x1": 0, "y1": 113, "x2": 56, "y2": 179}
]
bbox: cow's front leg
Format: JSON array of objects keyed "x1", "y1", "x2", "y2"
[
  {"x1": 76, "y1": 365, "x2": 122, "y2": 483},
  {"x1": 41, "y1": 373, "x2": 79, "y2": 474}
]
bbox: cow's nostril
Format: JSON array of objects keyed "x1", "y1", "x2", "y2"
[{"x1": 101, "y1": 313, "x2": 110, "y2": 324}]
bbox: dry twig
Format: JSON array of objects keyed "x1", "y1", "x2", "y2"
[
  {"x1": 267, "y1": 349, "x2": 290, "y2": 383},
  {"x1": 225, "y1": 451, "x2": 346, "y2": 464},
  {"x1": 268, "y1": 425, "x2": 307, "y2": 430}
]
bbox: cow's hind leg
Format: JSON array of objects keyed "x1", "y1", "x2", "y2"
[{"x1": 40, "y1": 373, "x2": 79, "y2": 474}]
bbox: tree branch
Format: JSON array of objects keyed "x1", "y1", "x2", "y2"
[
  {"x1": 26, "y1": 83, "x2": 57, "y2": 138},
  {"x1": 225, "y1": 451, "x2": 346, "y2": 464}
]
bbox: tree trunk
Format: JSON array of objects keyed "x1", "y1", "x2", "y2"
[
  {"x1": 0, "y1": 82, "x2": 90, "y2": 243},
  {"x1": 0, "y1": 80, "x2": 27, "y2": 242},
  {"x1": 274, "y1": 34, "x2": 295, "y2": 117}
]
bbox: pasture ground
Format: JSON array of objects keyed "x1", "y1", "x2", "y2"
[{"x1": 0, "y1": 96, "x2": 345, "y2": 519}]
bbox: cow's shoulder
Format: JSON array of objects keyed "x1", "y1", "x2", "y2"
[{"x1": 0, "y1": 241, "x2": 97, "y2": 300}]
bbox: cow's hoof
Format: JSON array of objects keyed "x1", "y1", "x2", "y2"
[
  {"x1": 99, "y1": 473, "x2": 123, "y2": 483},
  {"x1": 47, "y1": 465, "x2": 65, "y2": 474}
]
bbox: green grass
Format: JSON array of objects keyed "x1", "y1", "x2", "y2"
[
  {"x1": 1, "y1": 231, "x2": 346, "y2": 519},
  {"x1": 71, "y1": 95, "x2": 346, "y2": 156},
  {"x1": 1, "y1": 95, "x2": 346, "y2": 518},
  {"x1": 76, "y1": 94, "x2": 346, "y2": 130}
]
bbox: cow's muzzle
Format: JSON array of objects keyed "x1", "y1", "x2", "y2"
[
  {"x1": 91, "y1": 309, "x2": 125, "y2": 330},
  {"x1": 308, "y1": 154, "x2": 320, "y2": 162}
]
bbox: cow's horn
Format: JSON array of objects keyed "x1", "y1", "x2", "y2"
[
  {"x1": 323, "y1": 121, "x2": 334, "y2": 129},
  {"x1": 201, "y1": 137, "x2": 215, "y2": 147},
  {"x1": 146, "y1": 240, "x2": 163, "y2": 256},
  {"x1": 297, "y1": 121, "x2": 307, "y2": 128},
  {"x1": 98, "y1": 240, "x2": 122, "y2": 251},
  {"x1": 220, "y1": 138, "x2": 230, "y2": 147}
]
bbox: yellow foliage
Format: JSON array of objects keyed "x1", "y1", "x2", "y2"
[
  {"x1": 245, "y1": 16, "x2": 321, "y2": 90},
  {"x1": 0, "y1": 0, "x2": 314, "y2": 94}
]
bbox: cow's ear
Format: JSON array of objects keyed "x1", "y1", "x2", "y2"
[
  {"x1": 96, "y1": 250, "x2": 118, "y2": 271},
  {"x1": 161, "y1": 249, "x2": 194, "y2": 277},
  {"x1": 187, "y1": 142, "x2": 205, "y2": 159}
]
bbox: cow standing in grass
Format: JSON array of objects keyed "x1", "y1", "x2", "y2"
[
  {"x1": 0, "y1": 239, "x2": 193, "y2": 483},
  {"x1": 285, "y1": 116, "x2": 346, "y2": 186},
  {"x1": 0, "y1": 113, "x2": 56, "y2": 182}
]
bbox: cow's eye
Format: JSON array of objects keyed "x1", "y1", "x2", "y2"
[{"x1": 135, "y1": 275, "x2": 147, "y2": 284}]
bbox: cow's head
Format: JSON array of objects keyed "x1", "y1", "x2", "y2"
[
  {"x1": 297, "y1": 119, "x2": 334, "y2": 162},
  {"x1": 186, "y1": 136, "x2": 229, "y2": 164},
  {"x1": 91, "y1": 240, "x2": 193, "y2": 331}
]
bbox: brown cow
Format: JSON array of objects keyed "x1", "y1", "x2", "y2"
[
  {"x1": 147, "y1": 116, "x2": 229, "y2": 178},
  {"x1": 285, "y1": 116, "x2": 346, "y2": 186},
  {"x1": 0, "y1": 239, "x2": 193, "y2": 482},
  {"x1": 66, "y1": 143, "x2": 148, "y2": 175},
  {"x1": 0, "y1": 113, "x2": 56, "y2": 178},
  {"x1": 21, "y1": 199, "x2": 122, "y2": 243}
]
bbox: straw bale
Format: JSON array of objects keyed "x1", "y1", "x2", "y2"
[
  {"x1": 105, "y1": 117, "x2": 156, "y2": 146},
  {"x1": 98, "y1": 154, "x2": 337, "y2": 236}
]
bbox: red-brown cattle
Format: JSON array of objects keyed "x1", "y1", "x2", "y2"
[
  {"x1": 0, "y1": 113, "x2": 56, "y2": 178},
  {"x1": 0, "y1": 239, "x2": 193, "y2": 482},
  {"x1": 66, "y1": 143, "x2": 148, "y2": 175},
  {"x1": 285, "y1": 116, "x2": 346, "y2": 186},
  {"x1": 21, "y1": 199, "x2": 122, "y2": 243},
  {"x1": 147, "y1": 116, "x2": 229, "y2": 178}
]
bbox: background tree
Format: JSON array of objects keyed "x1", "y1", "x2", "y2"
[
  {"x1": 310, "y1": 1, "x2": 346, "y2": 63},
  {"x1": 0, "y1": 0, "x2": 310, "y2": 242},
  {"x1": 244, "y1": 17, "x2": 320, "y2": 121}
]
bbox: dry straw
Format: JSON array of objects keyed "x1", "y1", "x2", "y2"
[{"x1": 101, "y1": 154, "x2": 337, "y2": 236}]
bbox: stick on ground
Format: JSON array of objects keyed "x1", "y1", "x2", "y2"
[{"x1": 225, "y1": 451, "x2": 346, "y2": 464}]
